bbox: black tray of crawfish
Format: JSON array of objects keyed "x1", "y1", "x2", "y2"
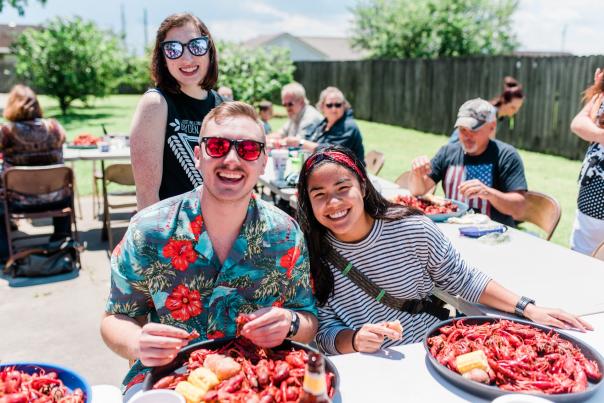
[
  {"x1": 143, "y1": 336, "x2": 338, "y2": 402},
  {"x1": 424, "y1": 316, "x2": 604, "y2": 402}
]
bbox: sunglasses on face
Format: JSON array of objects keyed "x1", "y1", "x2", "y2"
[
  {"x1": 200, "y1": 137, "x2": 265, "y2": 161},
  {"x1": 325, "y1": 102, "x2": 343, "y2": 109},
  {"x1": 160, "y1": 36, "x2": 210, "y2": 60},
  {"x1": 282, "y1": 101, "x2": 295, "y2": 108}
]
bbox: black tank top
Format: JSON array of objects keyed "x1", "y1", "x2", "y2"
[{"x1": 147, "y1": 88, "x2": 222, "y2": 200}]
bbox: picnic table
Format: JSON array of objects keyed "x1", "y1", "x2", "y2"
[
  {"x1": 257, "y1": 155, "x2": 604, "y2": 401},
  {"x1": 328, "y1": 311, "x2": 604, "y2": 402}
]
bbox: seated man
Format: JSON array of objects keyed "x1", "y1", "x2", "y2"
[
  {"x1": 268, "y1": 82, "x2": 323, "y2": 146},
  {"x1": 100, "y1": 102, "x2": 317, "y2": 392},
  {"x1": 217, "y1": 86, "x2": 234, "y2": 101},
  {"x1": 409, "y1": 98, "x2": 527, "y2": 227}
]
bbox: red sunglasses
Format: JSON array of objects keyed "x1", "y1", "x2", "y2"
[{"x1": 200, "y1": 137, "x2": 265, "y2": 161}]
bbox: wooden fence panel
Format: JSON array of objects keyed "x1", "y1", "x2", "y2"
[{"x1": 294, "y1": 55, "x2": 604, "y2": 159}]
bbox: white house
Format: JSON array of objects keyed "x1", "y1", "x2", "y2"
[{"x1": 243, "y1": 32, "x2": 367, "y2": 62}]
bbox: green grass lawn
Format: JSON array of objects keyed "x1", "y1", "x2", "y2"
[{"x1": 32, "y1": 95, "x2": 582, "y2": 248}]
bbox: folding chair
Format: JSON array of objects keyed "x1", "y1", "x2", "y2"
[
  {"x1": 2, "y1": 164, "x2": 78, "y2": 261},
  {"x1": 395, "y1": 170, "x2": 435, "y2": 195},
  {"x1": 514, "y1": 190, "x2": 561, "y2": 241},
  {"x1": 365, "y1": 150, "x2": 385, "y2": 176},
  {"x1": 102, "y1": 163, "x2": 137, "y2": 251},
  {"x1": 591, "y1": 240, "x2": 604, "y2": 261}
]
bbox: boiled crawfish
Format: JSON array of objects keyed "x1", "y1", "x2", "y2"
[
  {"x1": 153, "y1": 338, "x2": 336, "y2": 401},
  {"x1": 427, "y1": 319, "x2": 601, "y2": 395}
]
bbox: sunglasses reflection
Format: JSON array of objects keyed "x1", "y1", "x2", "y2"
[
  {"x1": 161, "y1": 36, "x2": 210, "y2": 59},
  {"x1": 201, "y1": 137, "x2": 265, "y2": 161}
]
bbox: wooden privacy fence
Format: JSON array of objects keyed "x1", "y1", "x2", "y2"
[{"x1": 294, "y1": 55, "x2": 604, "y2": 160}]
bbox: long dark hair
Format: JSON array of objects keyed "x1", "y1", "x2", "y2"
[
  {"x1": 296, "y1": 145, "x2": 421, "y2": 305},
  {"x1": 491, "y1": 76, "x2": 524, "y2": 108}
]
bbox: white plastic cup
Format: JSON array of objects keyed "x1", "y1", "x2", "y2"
[
  {"x1": 491, "y1": 394, "x2": 553, "y2": 403},
  {"x1": 271, "y1": 148, "x2": 289, "y2": 181},
  {"x1": 128, "y1": 389, "x2": 185, "y2": 403}
]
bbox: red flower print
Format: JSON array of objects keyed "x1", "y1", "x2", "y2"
[
  {"x1": 280, "y1": 246, "x2": 301, "y2": 278},
  {"x1": 163, "y1": 239, "x2": 197, "y2": 271},
  {"x1": 111, "y1": 237, "x2": 126, "y2": 258},
  {"x1": 190, "y1": 215, "x2": 203, "y2": 239},
  {"x1": 207, "y1": 330, "x2": 225, "y2": 339},
  {"x1": 272, "y1": 299, "x2": 284, "y2": 308},
  {"x1": 125, "y1": 373, "x2": 147, "y2": 390},
  {"x1": 165, "y1": 284, "x2": 202, "y2": 321}
]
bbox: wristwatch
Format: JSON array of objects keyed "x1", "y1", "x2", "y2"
[
  {"x1": 514, "y1": 296, "x2": 536, "y2": 318},
  {"x1": 287, "y1": 310, "x2": 300, "y2": 338}
]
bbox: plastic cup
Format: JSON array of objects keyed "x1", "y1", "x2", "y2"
[
  {"x1": 491, "y1": 394, "x2": 553, "y2": 403},
  {"x1": 128, "y1": 389, "x2": 185, "y2": 403},
  {"x1": 98, "y1": 141, "x2": 110, "y2": 152},
  {"x1": 271, "y1": 148, "x2": 289, "y2": 181}
]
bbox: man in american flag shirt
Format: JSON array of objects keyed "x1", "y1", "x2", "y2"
[{"x1": 409, "y1": 98, "x2": 527, "y2": 227}]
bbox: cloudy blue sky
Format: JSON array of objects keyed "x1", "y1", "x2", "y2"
[{"x1": 1, "y1": 0, "x2": 603, "y2": 55}]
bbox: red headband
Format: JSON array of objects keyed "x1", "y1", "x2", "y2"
[{"x1": 304, "y1": 150, "x2": 365, "y2": 181}]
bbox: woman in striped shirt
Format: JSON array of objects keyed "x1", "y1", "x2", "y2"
[{"x1": 296, "y1": 146, "x2": 591, "y2": 355}]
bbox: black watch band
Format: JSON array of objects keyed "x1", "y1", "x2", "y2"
[
  {"x1": 287, "y1": 310, "x2": 300, "y2": 338},
  {"x1": 515, "y1": 296, "x2": 535, "y2": 318}
]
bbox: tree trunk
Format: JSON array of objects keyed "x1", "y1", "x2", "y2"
[{"x1": 59, "y1": 97, "x2": 70, "y2": 116}]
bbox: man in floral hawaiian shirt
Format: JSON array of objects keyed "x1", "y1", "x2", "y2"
[{"x1": 100, "y1": 102, "x2": 318, "y2": 391}]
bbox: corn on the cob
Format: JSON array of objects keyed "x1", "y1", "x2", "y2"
[
  {"x1": 455, "y1": 350, "x2": 489, "y2": 374},
  {"x1": 188, "y1": 367, "x2": 219, "y2": 392},
  {"x1": 175, "y1": 380, "x2": 206, "y2": 403}
]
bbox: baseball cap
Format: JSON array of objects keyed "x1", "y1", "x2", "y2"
[{"x1": 454, "y1": 98, "x2": 497, "y2": 130}]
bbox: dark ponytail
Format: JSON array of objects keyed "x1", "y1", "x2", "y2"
[{"x1": 491, "y1": 76, "x2": 524, "y2": 108}]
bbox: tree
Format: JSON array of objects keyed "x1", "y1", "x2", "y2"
[
  {"x1": 217, "y1": 41, "x2": 294, "y2": 105},
  {"x1": 0, "y1": 0, "x2": 46, "y2": 16},
  {"x1": 351, "y1": 0, "x2": 519, "y2": 59},
  {"x1": 12, "y1": 17, "x2": 126, "y2": 114}
]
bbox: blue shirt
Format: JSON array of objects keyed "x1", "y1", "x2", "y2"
[{"x1": 106, "y1": 187, "x2": 316, "y2": 389}]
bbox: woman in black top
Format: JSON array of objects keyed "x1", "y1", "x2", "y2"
[
  {"x1": 130, "y1": 13, "x2": 222, "y2": 210},
  {"x1": 301, "y1": 86, "x2": 365, "y2": 162}
]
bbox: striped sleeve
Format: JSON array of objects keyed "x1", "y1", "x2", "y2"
[
  {"x1": 421, "y1": 218, "x2": 491, "y2": 303},
  {"x1": 315, "y1": 302, "x2": 350, "y2": 355}
]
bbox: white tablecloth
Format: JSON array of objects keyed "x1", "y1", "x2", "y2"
[
  {"x1": 329, "y1": 313, "x2": 604, "y2": 402},
  {"x1": 437, "y1": 223, "x2": 604, "y2": 316}
]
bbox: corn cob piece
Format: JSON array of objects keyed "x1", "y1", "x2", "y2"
[
  {"x1": 455, "y1": 350, "x2": 489, "y2": 374},
  {"x1": 188, "y1": 367, "x2": 219, "y2": 392},
  {"x1": 175, "y1": 381, "x2": 206, "y2": 403}
]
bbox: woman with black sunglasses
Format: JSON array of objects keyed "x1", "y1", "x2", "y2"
[
  {"x1": 301, "y1": 86, "x2": 365, "y2": 162},
  {"x1": 130, "y1": 13, "x2": 222, "y2": 211}
]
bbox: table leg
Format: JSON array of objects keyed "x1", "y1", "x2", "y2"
[
  {"x1": 100, "y1": 160, "x2": 108, "y2": 241},
  {"x1": 70, "y1": 161, "x2": 83, "y2": 220}
]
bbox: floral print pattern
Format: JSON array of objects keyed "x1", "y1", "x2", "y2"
[
  {"x1": 105, "y1": 187, "x2": 316, "y2": 390},
  {"x1": 165, "y1": 284, "x2": 202, "y2": 321}
]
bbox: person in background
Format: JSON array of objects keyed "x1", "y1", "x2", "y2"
[
  {"x1": 410, "y1": 98, "x2": 527, "y2": 227},
  {"x1": 217, "y1": 86, "x2": 234, "y2": 101},
  {"x1": 301, "y1": 86, "x2": 365, "y2": 162},
  {"x1": 258, "y1": 100, "x2": 273, "y2": 134},
  {"x1": 296, "y1": 145, "x2": 590, "y2": 355},
  {"x1": 101, "y1": 102, "x2": 317, "y2": 394},
  {"x1": 569, "y1": 67, "x2": 604, "y2": 255},
  {"x1": 450, "y1": 76, "x2": 525, "y2": 143},
  {"x1": 0, "y1": 84, "x2": 72, "y2": 257},
  {"x1": 130, "y1": 13, "x2": 222, "y2": 211},
  {"x1": 268, "y1": 82, "x2": 323, "y2": 146}
]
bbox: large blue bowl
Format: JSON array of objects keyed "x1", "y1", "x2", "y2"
[
  {"x1": 0, "y1": 362, "x2": 92, "y2": 402},
  {"x1": 426, "y1": 199, "x2": 469, "y2": 222}
]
